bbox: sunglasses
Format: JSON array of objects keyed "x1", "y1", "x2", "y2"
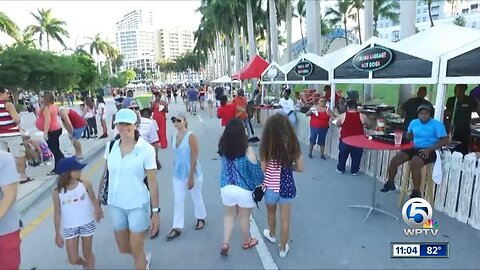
[
  {"x1": 117, "y1": 122, "x2": 134, "y2": 126},
  {"x1": 171, "y1": 118, "x2": 182, "y2": 123},
  {"x1": 129, "y1": 106, "x2": 140, "y2": 110}
]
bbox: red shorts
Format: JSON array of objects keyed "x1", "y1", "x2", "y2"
[{"x1": 0, "y1": 230, "x2": 21, "y2": 270}]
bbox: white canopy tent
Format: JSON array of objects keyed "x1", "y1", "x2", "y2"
[
  {"x1": 328, "y1": 25, "x2": 480, "y2": 119},
  {"x1": 211, "y1": 75, "x2": 232, "y2": 83},
  {"x1": 439, "y1": 38, "x2": 480, "y2": 85},
  {"x1": 260, "y1": 61, "x2": 288, "y2": 84}
]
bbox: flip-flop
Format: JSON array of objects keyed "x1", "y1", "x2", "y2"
[
  {"x1": 195, "y1": 219, "x2": 205, "y2": 230},
  {"x1": 220, "y1": 243, "x2": 229, "y2": 256},
  {"x1": 20, "y1": 177, "x2": 34, "y2": 184},
  {"x1": 165, "y1": 229, "x2": 181, "y2": 241},
  {"x1": 242, "y1": 238, "x2": 259, "y2": 249}
]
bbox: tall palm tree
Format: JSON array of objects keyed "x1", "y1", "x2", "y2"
[
  {"x1": 268, "y1": 0, "x2": 279, "y2": 61},
  {"x1": 16, "y1": 28, "x2": 37, "y2": 48},
  {"x1": 27, "y1": 8, "x2": 69, "y2": 50},
  {"x1": 349, "y1": 0, "x2": 364, "y2": 44},
  {"x1": 373, "y1": 0, "x2": 399, "y2": 36},
  {"x1": 326, "y1": 0, "x2": 352, "y2": 46},
  {"x1": 294, "y1": 0, "x2": 307, "y2": 54},
  {"x1": 88, "y1": 33, "x2": 110, "y2": 74},
  {"x1": 0, "y1": 11, "x2": 20, "y2": 42}
]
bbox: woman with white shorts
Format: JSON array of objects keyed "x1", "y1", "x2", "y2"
[{"x1": 217, "y1": 118, "x2": 264, "y2": 256}]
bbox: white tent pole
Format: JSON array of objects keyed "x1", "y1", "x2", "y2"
[
  {"x1": 330, "y1": 83, "x2": 336, "y2": 109},
  {"x1": 434, "y1": 84, "x2": 446, "y2": 120}
]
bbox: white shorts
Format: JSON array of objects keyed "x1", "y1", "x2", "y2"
[
  {"x1": 0, "y1": 135, "x2": 25, "y2": 157},
  {"x1": 221, "y1": 185, "x2": 255, "y2": 208}
]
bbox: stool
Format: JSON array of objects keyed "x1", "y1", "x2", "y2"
[{"x1": 397, "y1": 163, "x2": 434, "y2": 207}]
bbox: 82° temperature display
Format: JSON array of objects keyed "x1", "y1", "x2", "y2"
[{"x1": 391, "y1": 242, "x2": 449, "y2": 258}]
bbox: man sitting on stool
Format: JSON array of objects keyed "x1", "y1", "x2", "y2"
[{"x1": 381, "y1": 104, "x2": 449, "y2": 198}]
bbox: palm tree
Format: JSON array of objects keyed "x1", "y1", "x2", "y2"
[
  {"x1": 453, "y1": 15, "x2": 466, "y2": 27},
  {"x1": 349, "y1": 0, "x2": 364, "y2": 44},
  {"x1": 88, "y1": 33, "x2": 110, "y2": 74},
  {"x1": 28, "y1": 8, "x2": 69, "y2": 50},
  {"x1": 0, "y1": 11, "x2": 20, "y2": 42},
  {"x1": 16, "y1": 28, "x2": 37, "y2": 48},
  {"x1": 268, "y1": 0, "x2": 279, "y2": 61},
  {"x1": 326, "y1": 0, "x2": 352, "y2": 45},
  {"x1": 428, "y1": 0, "x2": 455, "y2": 27},
  {"x1": 294, "y1": 0, "x2": 307, "y2": 54},
  {"x1": 373, "y1": 0, "x2": 399, "y2": 36}
]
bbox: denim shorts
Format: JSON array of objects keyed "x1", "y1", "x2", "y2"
[
  {"x1": 72, "y1": 126, "x2": 86, "y2": 140},
  {"x1": 264, "y1": 188, "x2": 293, "y2": 205},
  {"x1": 310, "y1": 127, "x2": 329, "y2": 146},
  {"x1": 109, "y1": 203, "x2": 150, "y2": 233}
]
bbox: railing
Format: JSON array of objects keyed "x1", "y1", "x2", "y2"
[{"x1": 296, "y1": 113, "x2": 480, "y2": 230}]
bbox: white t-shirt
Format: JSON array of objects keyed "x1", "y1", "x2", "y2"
[
  {"x1": 138, "y1": 117, "x2": 159, "y2": 144},
  {"x1": 97, "y1": 103, "x2": 106, "y2": 115},
  {"x1": 279, "y1": 97, "x2": 295, "y2": 114}
]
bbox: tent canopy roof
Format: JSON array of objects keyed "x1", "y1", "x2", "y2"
[
  {"x1": 211, "y1": 75, "x2": 232, "y2": 83},
  {"x1": 399, "y1": 24, "x2": 480, "y2": 58},
  {"x1": 232, "y1": 55, "x2": 269, "y2": 80}
]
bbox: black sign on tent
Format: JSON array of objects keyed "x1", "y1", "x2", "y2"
[{"x1": 285, "y1": 55, "x2": 329, "y2": 83}]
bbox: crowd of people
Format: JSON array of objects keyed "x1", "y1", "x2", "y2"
[{"x1": 3, "y1": 81, "x2": 475, "y2": 269}]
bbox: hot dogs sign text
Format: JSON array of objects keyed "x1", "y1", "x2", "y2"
[{"x1": 352, "y1": 46, "x2": 393, "y2": 72}]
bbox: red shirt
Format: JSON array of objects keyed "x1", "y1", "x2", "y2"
[
  {"x1": 67, "y1": 108, "x2": 87, "y2": 128},
  {"x1": 232, "y1": 96, "x2": 248, "y2": 120},
  {"x1": 310, "y1": 110, "x2": 330, "y2": 128},
  {"x1": 217, "y1": 103, "x2": 237, "y2": 126},
  {"x1": 340, "y1": 111, "x2": 364, "y2": 139}
]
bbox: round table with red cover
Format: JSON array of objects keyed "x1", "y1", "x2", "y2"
[{"x1": 342, "y1": 135, "x2": 414, "y2": 223}]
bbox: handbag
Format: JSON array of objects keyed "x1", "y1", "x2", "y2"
[
  {"x1": 230, "y1": 160, "x2": 264, "y2": 208},
  {"x1": 99, "y1": 139, "x2": 116, "y2": 205}
]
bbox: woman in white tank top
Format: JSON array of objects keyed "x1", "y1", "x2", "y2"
[{"x1": 51, "y1": 157, "x2": 103, "y2": 269}]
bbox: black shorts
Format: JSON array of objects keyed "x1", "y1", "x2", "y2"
[{"x1": 401, "y1": 148, "x2": 437, "y2": 164}]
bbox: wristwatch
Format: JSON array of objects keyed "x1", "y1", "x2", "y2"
[{"x1": 151, "y1": 207, "x2": 161, "y2": 213}]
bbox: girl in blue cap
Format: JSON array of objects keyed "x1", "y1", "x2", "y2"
[{"x1": 51, "y1": 157, "x2": 103, "y2": 269}]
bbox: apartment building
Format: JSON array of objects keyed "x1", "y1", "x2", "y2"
[
  {"x1": 376, "y1": 0, "x2": 480, "y2": 42},
  {"x1": 115, "y1": 10, "x2": 156, "y2": 72},
  {"x1": 155, "y1": 27, "x2": 194, "y2": 61}
]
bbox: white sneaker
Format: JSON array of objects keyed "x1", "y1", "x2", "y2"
[
  {"x1": 145, "y1": 251, "x2": 152, "y2": 270},
  {"x1": 263, "y1": 229, "x2": 276, "y2": 243},
  {"x1": 279, "y1": 244, "x2": 290, "y2": 258}
]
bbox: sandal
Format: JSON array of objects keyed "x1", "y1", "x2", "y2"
[
  {"x1": 242, "y1": 238, "x2": 259, "y2": 249},
  {"x1": 165, "y1": 229, "x2": 181, "y2": 241},
  {"x1": 220, "y1": 243, "x2": 229, "y2": 256},
  {"x1": 195, "y1": 219, "x2": 205, "y2": 230},
  {"x1": 20, "y1": 177, "x2": 34, "y2": 184}
]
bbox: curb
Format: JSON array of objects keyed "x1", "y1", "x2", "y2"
[{"x1": 16, "y1": 145, "x2": 105, "y2": 215}]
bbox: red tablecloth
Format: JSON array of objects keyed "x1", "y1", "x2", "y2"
[{"x1": 342, "y1": 135, "x2": 413, "y2": 150}]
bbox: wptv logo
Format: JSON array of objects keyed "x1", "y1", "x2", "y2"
[{"x1": 402, "y1": 198, "x2": 439, "y2": 237}]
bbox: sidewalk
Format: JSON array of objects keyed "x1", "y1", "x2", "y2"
[{"x1": 15, "y1": 101, "x2": 115, "y2": 214}]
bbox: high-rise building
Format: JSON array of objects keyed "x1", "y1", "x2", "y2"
[
  {"x1": 155, "y1": 27, "x2": 194, "y2": 61},
  {"x1": 376, "y1": 0, "x2": 480, "y2": 42},
  {"x1": 115, "y1": 10, "x2": 155, "y2": 72}
]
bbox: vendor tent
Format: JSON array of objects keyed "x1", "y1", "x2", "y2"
[
  {"x1": 260, "y1": 61, "x2": 287, "y2": 84},
  {"x1": 231, "y1": 55, "x2": 269, "y2": 81},
  {"x1": 440, "y1": 38, "x2": 480, "y2": 84},
  {"x1": 211, "y1": 75, "x2": 232, "y2": 83}
]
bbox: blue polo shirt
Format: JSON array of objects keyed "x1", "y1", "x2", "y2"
[
  {"x1": 408, "y1": 119, "x2": 447, "y2": 149},
  {"x1": 104, "y1": 137, "x2": 157, "y2": 209}
]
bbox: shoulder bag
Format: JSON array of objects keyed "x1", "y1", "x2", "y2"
[{"x1": 99, "y1": 139, "x2": 116, "y2": 205}]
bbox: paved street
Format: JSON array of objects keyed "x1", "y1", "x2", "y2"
[{"x1": 18, "y1": 100, "x2": 480, "y2": 269}]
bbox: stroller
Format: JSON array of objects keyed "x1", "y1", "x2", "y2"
[{"x1": 246, "y1": 101, "x2": 260, "y2": 143}]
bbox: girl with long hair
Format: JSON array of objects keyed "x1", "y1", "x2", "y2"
[
  {"x1": 52, "y1": 157, "x2": 102, "y2": 269},
  {"x1": 259, "y1": 114, "x2": 304, "y2": 258},
  {"x1": 35, "y1": 92, "x2": 65, "y2": 174},
  {"x1": 83, "y1": 97, "x2": 98, "y2": 139},
  {"x1": 218, "y1": 118, "x2": 264, "y2": 256},
  {"x1": 96, "y1": 95, "x2": 108, "y2": 139}
]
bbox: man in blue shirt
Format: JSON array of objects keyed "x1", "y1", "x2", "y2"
[
  {"x1": 381, "y1": 104, "x2": 449, "y2": 198},
  {"x1": 187, "y1": 86, "x2": 198, "y2": 114}
]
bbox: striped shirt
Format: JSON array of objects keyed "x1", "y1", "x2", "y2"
[
  {"x1": 263, "y1": 160, "x2": 281, "y2": 192},
  {"x1": 0, "y1": 100, "x2": 20, "y2": 137}
]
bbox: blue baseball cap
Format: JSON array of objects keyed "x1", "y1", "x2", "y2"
[
  {"x1": 56, "y1": 157, "x2": 87, "y2": 174},
  {"x1": 114, "y1": 108, "x2": 137, "y2": 124}
]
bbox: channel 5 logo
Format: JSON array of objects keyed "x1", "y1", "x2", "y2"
[{"x1": 402, "y1": 198, "x2": 439, "y2": 237}]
